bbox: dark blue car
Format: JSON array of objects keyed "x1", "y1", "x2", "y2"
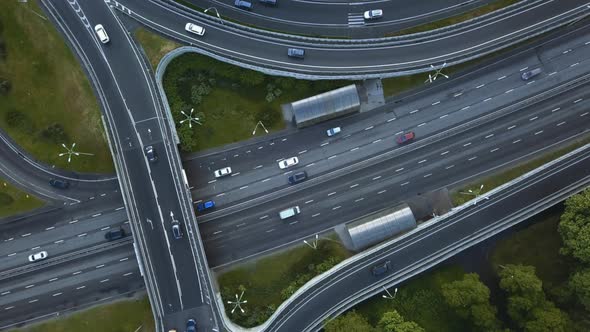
[
  {"x1": 234, "y1": 0, "x2": 252, "y2": 10},
  {"x1": 197, "y1": 200, "x2": 215, "y2": 212},
  {"x1": 187, "y1": 319, "x2": 197, "y2": 332}
]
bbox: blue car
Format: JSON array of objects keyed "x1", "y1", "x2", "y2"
[
  {"x1": 197, "y1": 200, "x2": 215, "y2": 212},
  {"x1": 186, "y1": 319, "x2": 197, "y2": 332}
]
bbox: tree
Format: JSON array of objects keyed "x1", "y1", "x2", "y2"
[
  {"x1": 378, "y1": 310, "x2": 424, "y2": 332},
  {"x1": 499, "y1": 265, "x2": 546, "y2": 327},
  {"x1": 558, "y1": 188, "x2": 590, "y2": 263},
  {"x1": 524, "y1": 304, "x2": 569, "y2": 332},
  {"x1": 324, "y1": 311, "x2": 375, "y2": 332},
  {"x1": 569, "y1": 268, "x2": 590, "y2": 311},
  {"x1": 442, "y1": 273, "x2": 501, "y2": 331}
]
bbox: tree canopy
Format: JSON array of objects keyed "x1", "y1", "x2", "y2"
[
  {"x1": 378, "y1": 310, "x2": 424, "y2": 332},
  {"x1": 324, "y1": 311, "x2": 375, "y2": 332},
  {"x1": 558, "y1": 188, "x2": 590, "y2": 263}
]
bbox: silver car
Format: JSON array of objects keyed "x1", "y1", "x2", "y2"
[{"x1": 364, "y1": 9, "x2": 383, "y2": 20}]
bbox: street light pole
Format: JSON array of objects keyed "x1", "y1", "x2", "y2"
[
  {"x1": 252, "y1": 121, "x2": 268, "y2": 136},
  {"x1": 382, "y1": 287, "x2": 398, "y2": 299},
  {"x1": 204, "y1": 7, "x2": 223, "y2": 24}
]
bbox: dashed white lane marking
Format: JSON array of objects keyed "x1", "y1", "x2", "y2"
[
  {"x1": 312, "y1": 213, "x2": 321, "y2": 218},
  {"x1": 581, "y1": 112, "x2": 589, "y2": 117},
  {"x1": 7, "y1": 253, "x2": 15, "y2": 257},
  {"x1": 440, "y1": 151, "x2": 449, "y2": 156},
  {"x1": 507, "y1": 125, "x2": 516, "y2": 130},
  {"x1": 350, "y1": 147, "x2": 359, "y2": 152},
  {"x1": 483, "y1": 97, "x2": 492, "y2": 102},
  {"x1": 207, "y1": 180, "x2": 217, "y2": 184},
  {"x1": 563, "y1": 49, "x2": 572, "y2": 54},
  {"x1": 306, "y1": 163, "x2": 315, "y2": 167},
  {"x1": 298, "y1": 150, "x2": 307, "y2": 155},
  {"x1": 551, "y1": 107, "x2": 560, "y2": 113},
  {"x1": 468, "y1": 156, "x2": 477, "y2": 161},
  {"x1": 258, "y1": 146, "x2": 263, "y2": 150},
  {"x1": 549, "y1": 72, "x2": 557, "y2": 76},
  {"x1": 259, "y1": 215, "x2": 268, "y2": 220},
  {"x1": 96, "y1": 264, "x2": 105, "y2": 269},
  {"x1": 236, "y1": 223, "x2": 246, "y2": 227},
  {"x1": 378, "y1": 189, "x2": 388, "y2": 194},
  {"x1": 475, "y1": 84, "x2": 485, "y2": 89},
  {"x1": 453, "y1": 92, "x2": 463, "y2": 97},
  {"x1": 418, "y1": 123, "x2": 426, "y2": 127},
  {"x1": 119, "y1": 257, "x2": 129, "y2": 262},
  {"x1": 282, "y1": 138, "x2": 287, "y2": 142},
  {"x1": 497, "y1": 75, "x2": 506, "y2": 80},
  {"x1": 586, "y1": 40, "x2": 590, "y2": 45},
  {"x1": 463, "y1": 142, "x2": 471, "y2": 147},
  {"x1": 527, "y1": 81, "x2": 535, "y2": 85},
  {"x1": 115, "y1": 206, "x2": 125, "y2": 211},
  {"x1": 31, "y1": 246, "x2": 40, "y2": 250},
  {"x1": 512, "y1": 139, "x2": 522, "y2": 144},
  {"x1": 534, "y1": 130, "x2": 543, "y2": 135},
  {"x1": 364, "y1": 126, "x2": 374, "y2": 131},
  {"x1": 231, "y1": 172, "x2": 241, "y2": 177},
  {"x1": 76, "y1": 286, "x2": 86, "y2": 290},
  {"x1": 216, "y1": 193, "x2": 226, "y2": 197},
  {"x1": 432, "y1": 101, "x2": 440, "y2": 106},
  {"x1": 92, "y1": 213, "x2": 101, "y2": 218},
  {"x1": 239, "y1": 185, "x2": 248, "y2": 190},
  {"x1": 49, "y1": 278, "x2": 58, "y2": 282},
  {"x1": 289, "y1": 221, "x2": 299, "y2": 225},
  {"x1": 21, "y1": 233, "x2": 31, "y2": 237},
  {"x1": 418, "y1": 159, "x2": 427, "y2": 164},
  {"x1": 4, "y1": 306, "x2": 14, "y2": 310},
  {"x1": 423, "y1": 173, "x2": 432, "y2": 178},
  {"x1": 246, "y1": 150, "x2": 251, "y2": 153},
  {"x1": 100, "y1": 279, "x2": 110, "y2": 283},
  {"x1": 321, "y1": 142, "x2": 329, "y2": 147},
  {"x1": 327, "y1": 192, "x2": 336, "y2": 196},
  {"x1": 262, "y1": 178, "x2": 271, "y2": 182},
  {"x1": 72, "y1": 271, "x2": 82, "y2": 275},
  {"x1": 52, "y1": 293, "x2": 62, "y2": 297},
  {"x1": 519, "y1": 66, "x2": 528, "y2": 71},
  {"x1": 276, "y1": 158, "x2": 284, "y2": 162},
  {"x1": 400, "y1": 182, "x2": 410, "y2": 186},
  {"x1": 372, "y1": 176, "x2": 381, "y2": 180},
  {"x1": 25, "y1": 284, "x2": 35, "y2": 289},
  {"x1": 445, "y1": 165, "x2": 455, "y2": 169},
  {"x1": 213, "y1": 230, "x2": 222, "y2": 235},
  {"x1": 234, "y1": 154, "x2": 239, "y2": 157},
  {"x1": 490, "y1": 148, "x2": 500, "y2": 152},
  {"x1": 89, "y1": 197, "x2": 95, "y2": 200},
  {"x1": 100, "y1": 193, "x2": 106, "y2": 197},
  {"x1": 123, "y1": 272, "x2": 133, "y2": 276},
  {"x1": 45, "y1": 226, "x2": 55, "y2": 231},
  {"x1": 485, "y1": 134, "x2": 494, "y2": 138},
  {"x1": 54, "y1": 240, "x2": 64, "y2": 244},
  {"x1": 350, "y1": 184, "x2": 359, "y2": 188},
  {"x1": 372, "y1": 139, "x2": 382, "y2": 144},
  {"x1": 332, "y1": 206, "x2": 341, "y2": 210},
  {"x1": 505, "y1": 89, "x2": 514, "y2": 94},
  {"x1": 305, "y1": 200, "x2": 314, "y2": 204},
  {"x1": 557, "y1": 121, "x2": 566, "y2": 126},
  {"x1": 265, "y1": 229, "x2": 275, "y2": 233},
  {"x1": 29, "y1": 299, "x2": 38, "y2": 303},
  {"x1": 101, "y1": 226, "x2": 110, "y2": 231},
  {"x1": 461, "y1": 106, "x2": 471, "y2": 111},
  {"x1": 69, "y1": 220, "x2": 78, "y2": 224},
  {"x1": 328, "y1": 155, "x2": 337, "y2": 160},
  {"x1": 1, "y1": 291, "x2": 10, "y2": 296},
  {"x1": 387, "y1": 117, "x2": 396, "y2": 122},
  {"x1": 410, "y1": 109, "x2": 419, "y2": 114},
  {"x1": 529, "y1": 116, "x2": 538, "y2": 121},
  {"x1": 395, "y1": 168, "x2": 404, "y2": 172},
  {"x1": 77, "y1": 233, "x2": 87, "y2": 237},
  {"x1": 355, "y1": 198, "x2": 365, "y2": 202},
  {"x1": 4, "y1": 238, "x2": 13, "y2": 242},
  {"x1": 254, "y1": 165, "x2": 263, "y2": 169},
  {"x1": 571, "y1": 62, "x2": 580, "y2": 67},
  {"x1": 574, "y1": 98, "x2": 583, "y2": 104},
  {"x1": 440, "y1": 114, "x2": 449, "y2": 119}
]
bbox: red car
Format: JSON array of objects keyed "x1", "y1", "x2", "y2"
[{"x1": 396, "y1": 131, "x2": 415, "y2": 144}]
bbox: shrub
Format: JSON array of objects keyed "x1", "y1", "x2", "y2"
[
  {"x1": 0, "y1": 192, "x2": 14, "y2": 206},
  {"x1": 40, "y1": 123, "x2": 69, "y2": 144}
]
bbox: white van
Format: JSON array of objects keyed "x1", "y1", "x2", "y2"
[{"x1": 279, "y1": 206, "x2": 300, "y2": 220}]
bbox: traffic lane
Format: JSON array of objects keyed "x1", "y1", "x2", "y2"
[
  {"x1": 268, "y1": 148, "x2": 590, "y2": 331},
  {"x1": 0, "y1": 247, "x2": 142, "y2": 329},
  {"x1": 202, "y1": 104, "x2": 590, "y2": 266},
  {"x1": 121, "y1": 0, "x2": 588, "y2": 74},
  {"x1": 148, "y1": 144, "x2": 205, "y2": 310}
]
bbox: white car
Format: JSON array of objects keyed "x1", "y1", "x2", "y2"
[
  {"x1": 326, "y1": 127, "x2": 341, "y2": 137},
  {"x1": 214, "y1": 167, "x2": 232, "y2": 178},
  {"x1": 363, "y1": 9, "x2": 383, "y2": 20},
  {"x1": 185, "y1": 23, "x2": 206, "y2": 36},
  {"x1": 278, "y1": 157, "x2": 299, "y2": 169},
  {"x1": 94, "y1": 24, "x2": 110, "y2": 44},
  {"x1": 28, "y1": 251, "x2": 48, "y2": 262}
]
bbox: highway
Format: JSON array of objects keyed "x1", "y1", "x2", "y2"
[
  {"x1": 115, "y1": 0, "x2": 590, "y2": 78},
  {"x1": 176, "y1": 0, "x2": 497, "y2": 37}
]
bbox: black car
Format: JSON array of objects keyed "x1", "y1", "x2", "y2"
[
  {"x1": 287, "y1": 48, "x2": 305, "y2": 59},
  {"x1": 259, "y1": 0, "x2": 277, "y2": 5},
  {"x1": 372, "y1": 260, "x2": 390, "y2": 276},
  {"x1": 105, "y1": 228, "x2": 126, "y2": 241},
  {"x1": 288, "y1": 171, "x2": 308, "y2": 185},
  {"x1": 234, "y1": 0, "x2": 252, "y2": 10},
  {"x1": 144, "y1": 145, "x2": 157, "y2": 163},
  {"x1": 49, "y1": 178, "x2": 70, "y2": 189},
  {"x1": 172, "y1": 220, "x2": 183, "y2": 240}
]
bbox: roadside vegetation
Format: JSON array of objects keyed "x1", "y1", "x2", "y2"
[
  {"x1": 134, "y1": 28, "x2": 180, "y2": 69},
  {"x1": 0, "y1": 1, "x2": 113, "y2": 173},
  {"x1": 217, "y1": 236, "x2": 351, "y2": 327},
  {"x1": 451, "y1": 136, "x2": 590, "y2": 206},
  {"x1": 0, "y1": 178, "x2": 44, "y2": 218},
  {"x1": 388, "y1": 0, "x2": 520, "y2": 37},
  {"x1": 327, "y1": 189, "x2": 590, "y2": 331},
  {"x1": 10, "y1": 297, "x2": 154, "y2": 332}
]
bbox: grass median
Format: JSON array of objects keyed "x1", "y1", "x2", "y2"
[
  {"x1": 0, "y1": 1, "x2": 113, "y2": 173},
  {"x1": 217, "y1": 236, "x2": 351, "y2": 327},
  {"x1": 0, "y1": 178, "x2": 44, "y2": 218}
]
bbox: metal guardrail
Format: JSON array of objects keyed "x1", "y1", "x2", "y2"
[{"x1": 0, "y1": 238, "x2": 133, "y2": 281}]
